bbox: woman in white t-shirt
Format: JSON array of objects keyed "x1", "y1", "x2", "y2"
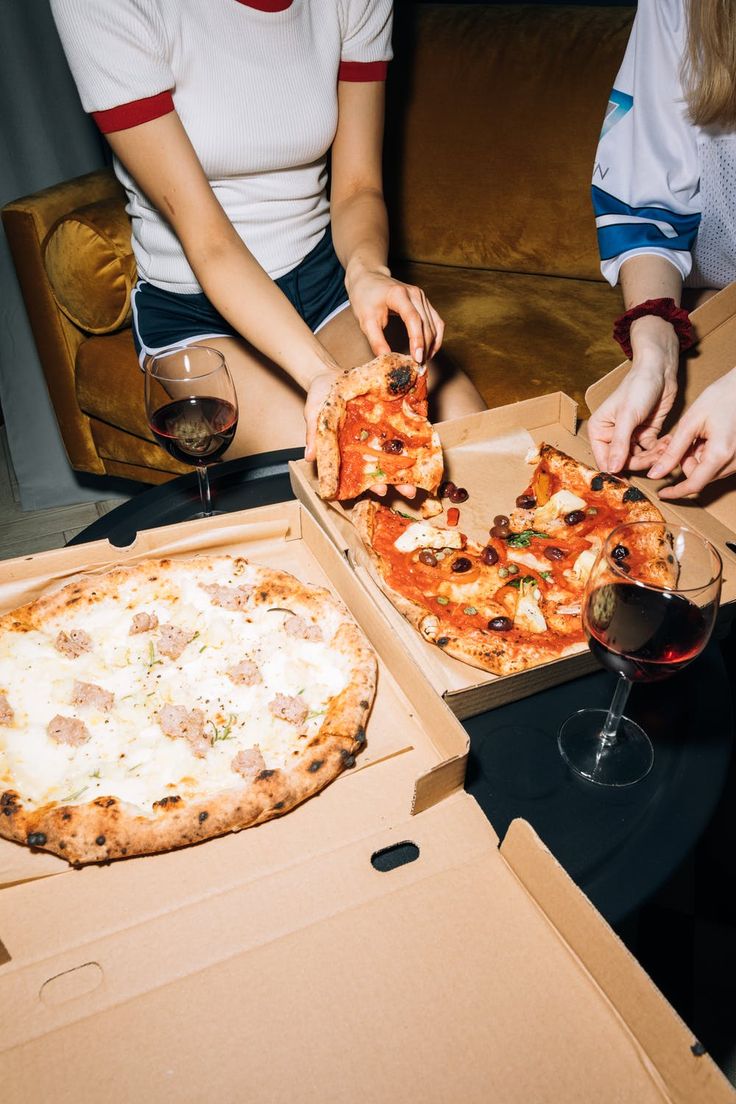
[
  {"x1": 589, "y1": 0, "x2": 736, "y2": 498},
  {"x1": 50, "y1": 0, "x2": 484, "y2": 477}
]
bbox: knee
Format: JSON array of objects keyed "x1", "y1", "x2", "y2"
[{"x1": 428, "y1": 360, "x2": 486, "y2": 420}]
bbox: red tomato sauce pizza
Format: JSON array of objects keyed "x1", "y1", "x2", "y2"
[{"x1": 352, "y1": 444, "x2": 672, "y2": 675}]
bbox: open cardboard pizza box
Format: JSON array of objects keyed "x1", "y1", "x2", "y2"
[
  {"x1": 291, "y1": 285, "x2": 736, "y2": 720},
  {"x1": 0, "y1": 501, "x2": 732, "y2": 1102}
]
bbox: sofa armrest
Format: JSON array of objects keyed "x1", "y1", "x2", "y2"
[{"x1": 2, "y1": 169, "x2": 126, "y2": 475}]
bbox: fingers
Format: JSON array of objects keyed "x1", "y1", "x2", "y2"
[
  {"x1": 657, "y1": 450, "x2": 726, "y2": 498},
  {"x1": 304, "y1": 370, "x2": 339, "y2": 461},
  {"x1": 362, "y1": 315, "x2": 392, "y2": 358},
  {"x1": 655, "y1": 437, "x2": 734, "y2": 498},
  {"x1": 427, "y1": 301, "x2": 445, "y2": 357},
  {"x1": 606, "y1": 408, "x2": 641, "y2": 473},
  {"x1": 588, "y1": 427, "x2": 612, "y2": 473},
  {"x1": 587, "y1": 406, "x2": 618, "y2": 472},
  {"x1": 368, "y1": 482, "x2": 417, "y2": 499},
  {"x1": 387, "y1": 284, "x2": 441, "y2": 364},
  {"x1": 303, "y1": 401, "x2": 318, "y2": 461},
  {"x1": 646, "y1": 416, "x2": 699, "y2": 481},
  {"x1": 304, "y1": 435, "x2": 316, "y2": 462},
  {"x1": 627, "y1": 434, "x2": 670, "y2": 471}
]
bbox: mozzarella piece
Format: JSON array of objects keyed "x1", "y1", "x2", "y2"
[
  {"x1": 533, "y1": 489, "x2": 587, "y2": 528},
  {"x1": 394, "y1": 521, "x2": 463, "y2": 553},
  {"x1": 514, "y1": 586, "x2": 547, "y2": 634},
  {"x1": 507, "y1": 550, "x2": 551, "y2": 574},
  {"x1": 569, "y1": 547, "x2": 598, "y2": 584}
]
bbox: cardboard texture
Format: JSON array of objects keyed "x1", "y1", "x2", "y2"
[
  {"x1": 1, "y1": 473, "x2": 734, "y2": 1101},
  {"x1": 2, "y1": 798, "x2": 733, "y2": 1102},
  {"x1": 292, "y1": 360, "x2": 736, "y2": 718}
]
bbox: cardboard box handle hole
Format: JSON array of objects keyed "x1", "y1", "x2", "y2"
[
  {"x1": 40, "y1": 961, "x2": 103, "y2": 1005},
  {"x1": 371, "y1": 841, "x2": 420, "y2": 872}
]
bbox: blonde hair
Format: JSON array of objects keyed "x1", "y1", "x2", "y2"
[{"x1": 683, "y1": 0, "x2": 736, "y2": 128}]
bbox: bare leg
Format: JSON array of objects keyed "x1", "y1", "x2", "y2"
[
  {"x1": 192, "y1": 336, "x2": 307, "y2": 456},
  {"x1": 315, "y1": 303, "x2": 373, "y2": 367},
  {"x1": 383, "y1": 316, "x2": 486, "y2": 420}
]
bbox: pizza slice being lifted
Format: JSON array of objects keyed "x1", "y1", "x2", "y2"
[
  {"x1": 351, "y1": 443, "x2": 673, "y2": 676},
  {"x1": 316, "y1": 353, "x2": 443, "y2": 501}
]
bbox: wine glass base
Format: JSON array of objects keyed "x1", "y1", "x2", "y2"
[
  {"x1": 189, "y1": 509, "x2": 226, "y2": 520},
  {"x1": 558, "y1": 709, "x2": 654, "y2": 787}
]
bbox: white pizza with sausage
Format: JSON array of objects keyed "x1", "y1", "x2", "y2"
[{"x1": 0, "y1": 555, "x2": 376, "y2": 864}]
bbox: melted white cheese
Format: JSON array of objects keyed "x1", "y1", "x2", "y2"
[
  {"x1": 533, "y1": 490, "x2": 587, "y2": 528},
  {"x1": 0, "y1": 560, "x2": 355, "y2": 813},
  {"x1": 514, "y1": 585, "x2": 547, "y2": 634},
  {"x1": 394, "y1": 522, "x2": 463, "y2": 554}
]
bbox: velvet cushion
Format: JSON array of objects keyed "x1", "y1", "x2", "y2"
[
  {"x1": 43, "y1": 198, "x2": 136, "y2": 334},
  {"x1": 396, "y1": 261, "x2": 624, "y2": 410},
  {"x1": 75, "y1": 329, "x2": 149, "y2": 435},
  {"x1": 386, "y1": 4, "x2": 634, "y2": 280}
]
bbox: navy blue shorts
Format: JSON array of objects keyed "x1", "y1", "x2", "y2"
[{"x1": 131, "y1": 226, "x2": 349, "y2": 365}]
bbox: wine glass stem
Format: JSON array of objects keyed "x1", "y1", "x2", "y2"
[
  {"x1": 600, "y1": 673, "x2": 633, "y2": 746},
  {"x1": 196, "y1": 466, "x2": 213, "y2": 517}
]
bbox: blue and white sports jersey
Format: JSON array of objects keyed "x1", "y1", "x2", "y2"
[{"x1": 592, "y1": 0, "x2": 736, "y2": 289}]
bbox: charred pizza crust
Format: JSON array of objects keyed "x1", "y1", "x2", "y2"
[
  {"x1": 315, "y1": 352, "x2": 443, "y2": 500},
  {"x1": 0, "y1": 556, "x2": 376, "y2": 864}
]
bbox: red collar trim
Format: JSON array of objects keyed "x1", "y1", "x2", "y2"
[{"x1": 233, "y1": 0, "x2": 293, "y2": 10}]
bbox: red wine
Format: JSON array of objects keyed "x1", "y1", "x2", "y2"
[
  {"x1": 149, "y1": 397, "x2": 237, "y2": 467},
  {"x1": 585, "y1": 582, "x2": 710, "y2": 682}
]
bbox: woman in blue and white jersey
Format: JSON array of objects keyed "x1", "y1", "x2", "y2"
[{"x1": 590, "y1": 0, "x2": 736, "y2": 498}]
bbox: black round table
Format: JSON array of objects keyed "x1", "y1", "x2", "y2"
[{"x1": 70, "y1": 451, "x2": 734, "y2": 928}]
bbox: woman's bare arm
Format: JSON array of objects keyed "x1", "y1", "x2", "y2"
[{"x1": 107, "y1": 113, "x2": 338, "y2": 389}]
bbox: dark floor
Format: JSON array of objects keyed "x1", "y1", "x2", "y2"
[{"x1": 624, "y1": 624, "x2": 736, "y2": 1085}]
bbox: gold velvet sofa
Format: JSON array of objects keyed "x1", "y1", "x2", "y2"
[{"x1": 3, "y1": 2, "x2": 634, "y2": 485}]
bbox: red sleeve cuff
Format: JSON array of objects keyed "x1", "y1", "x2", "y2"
[
  {"x1": 338, "y1": 60, "x2": 388, "y2": 82},
  {"x1": 92, "y1": 90, "x2": 175, "y2": 134}
]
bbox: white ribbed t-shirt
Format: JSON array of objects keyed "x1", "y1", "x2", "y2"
[{"x1": 50, "y1": 0, "x2": 393, "y2": 291}]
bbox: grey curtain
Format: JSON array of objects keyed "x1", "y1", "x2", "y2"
[{"x1": 0, "y1": 0, "x2": 128, "y2": 510}]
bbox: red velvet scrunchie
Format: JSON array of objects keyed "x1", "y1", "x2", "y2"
[{"x1": 613, "y1": 297, "x2": 695, "y2": 361}]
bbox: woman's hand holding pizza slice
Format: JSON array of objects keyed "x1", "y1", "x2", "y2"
[{"x1": 314, "y1": 353, "x2": 444, "y2": 502}]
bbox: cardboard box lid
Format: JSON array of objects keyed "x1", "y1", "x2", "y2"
[
  {"x1": 1, "y1": 796, "x2": 731, "y2": 1103},
  {"x1": 585, "y1": 283, "x2": 736, "y2": 561},
  {"x1": 0, "y1": 500, "x2": 468, "y2": 890},
  {"x1": 0, "y1": 494, "x2": 732, "y2": 1101}
]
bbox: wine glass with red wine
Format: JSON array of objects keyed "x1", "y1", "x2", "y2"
[
  {"x1": 145, "y1": 347, "x2": 238, "y2": 518},
  {"x1": 558, "y1": 521, "x2": 722, "y2": 787}
]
